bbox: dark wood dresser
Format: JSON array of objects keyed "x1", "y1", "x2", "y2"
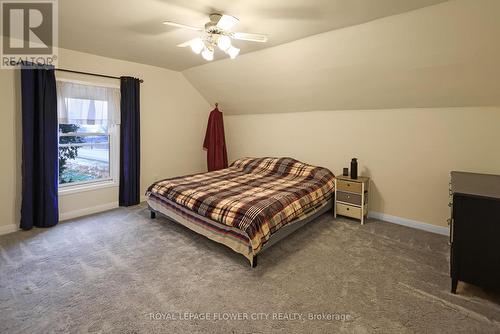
[{"x1": 449, "y1": 171, "x2": 500, "y2": 294}]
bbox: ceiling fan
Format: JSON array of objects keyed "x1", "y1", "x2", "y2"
[{"x1": 163, "y1": 13, "x2": 268, "y2": 61}]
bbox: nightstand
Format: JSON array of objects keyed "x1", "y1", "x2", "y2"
[{"x1": 334, "y1": 175, "x2": 370, "y2": 224}]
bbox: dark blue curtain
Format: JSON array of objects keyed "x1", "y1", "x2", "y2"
[
  {"x1": 119, "y1": 77, "x2": 141, "y2": 206},
  {"x1": 20, "y1": 64, "x2": 59, "y2": 230}
]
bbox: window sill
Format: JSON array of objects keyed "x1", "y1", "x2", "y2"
[{"x1": 58, "y1": 180, "x2": 118, "y2": 196}]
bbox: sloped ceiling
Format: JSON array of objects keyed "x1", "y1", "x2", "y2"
[
  {"x1": 182, "y1": 0, "x2": 500, "y2": 114},
  {"x1": 58, "y1": 0, "x2": 448, "y2": 71}
]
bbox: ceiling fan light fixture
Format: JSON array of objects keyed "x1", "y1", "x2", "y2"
[
  {"x1": 217, "y1": 35, "x2": 231, "y2": 51},
  {"x1": 171, "y1": 13, "x2": 266, "y2": 61},
  {"x1": 227, "y1": 46, "x2": 240, "y2": 59},
  {"x1": 190, "y1": 38, "x2": 204, "y2": 54},
  {"x1": 201, "y1": 48, "x2": 214, "y2": 61}
]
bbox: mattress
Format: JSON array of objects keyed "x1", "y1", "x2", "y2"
[{"x1": 146, "y1": 157, "x2": 335, "y2": 255}]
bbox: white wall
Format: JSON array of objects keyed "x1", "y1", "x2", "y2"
[
  {"x1": 0, "y1": 48, "x2": 210, "y2": 233},
  {"x1": 180, "y1": 0, "x2": 500, "y2": 229},
  {"x1": 225, "y1": 107, "x2": 500, "y2": 228}
]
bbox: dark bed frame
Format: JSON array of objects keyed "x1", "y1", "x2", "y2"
[{"x1": 149, "y1": 199, "x2": 334, "y2": 268}]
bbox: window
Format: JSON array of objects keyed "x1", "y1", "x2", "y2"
[{"x1": 56, "y1": 80, "x2": 120, "y2": 193}]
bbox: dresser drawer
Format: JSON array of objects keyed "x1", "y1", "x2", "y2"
[
  {"x1": 336, "y1": 191, "x2": 362, "y2": 205},
  {"x1": 337, "y1": 179, "x2": 363, "y2": 194},
  {"x1": 336, "y1": 203, "x2": 362, "y2": 219}
]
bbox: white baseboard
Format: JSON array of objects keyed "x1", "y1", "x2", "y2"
[
  {"x1": 0, "y1": 202, "x2": 119, "y2": 234},
  {"x1": 4, "y1": 206, "x2": 448, "y2": 238},
  {"x1": 368, "y1": 211, "x2": 449, "y2": 236},
  {"x1": 59, "y1": 201, "x2": 119, "y2": 221},
  {"x1": 0, "y1": 224, "x2": 19, "y2": 236}
]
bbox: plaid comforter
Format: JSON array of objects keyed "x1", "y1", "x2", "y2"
[{"x1": 146, "y1": 157, "x2": 335, "y2": 253}]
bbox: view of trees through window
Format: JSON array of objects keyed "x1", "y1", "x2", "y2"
[{"x1": 58, "y1": 123, "x2": 110, "y2": 185}]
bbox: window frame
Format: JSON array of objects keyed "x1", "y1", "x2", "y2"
[{"x1": 56, "y1": 79, "x2": 120, "y2": 196}]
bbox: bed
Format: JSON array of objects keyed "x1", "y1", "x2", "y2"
[{"x1": 146, "y1": 157, "x2": 335, "y2": 267}]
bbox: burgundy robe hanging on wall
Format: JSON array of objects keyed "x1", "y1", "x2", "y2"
[{"x1": 203, "y1": 107, "x2": 228, "y2": 171}]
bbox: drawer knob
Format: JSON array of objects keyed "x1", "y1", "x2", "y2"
[{"x1": 346, "y1": 207, "x2": 350, "y2": 211}]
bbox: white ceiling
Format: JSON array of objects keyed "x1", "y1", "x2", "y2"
[
  {"x1": 183, "y1": 0, "x2": 500, "y2": 114},
  {"x1": 59, "y1": 0, "x2": 449, "y2": 71}
]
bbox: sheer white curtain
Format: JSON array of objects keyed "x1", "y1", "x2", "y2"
[{"x1": 56, "y1": 80, "x2": 120, "y2": 125}]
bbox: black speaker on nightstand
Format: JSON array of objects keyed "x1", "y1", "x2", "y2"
[{"x1": 350, "y1": 158, "x2": 358, "y2": 179}]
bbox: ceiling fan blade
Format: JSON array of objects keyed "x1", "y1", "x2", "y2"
[
  {"x1": 177, "y1": 39, "x2": 199, "y2": 47},
  {"x1": 232, "y1": 32, "x2": 268, "y2": 43},
  {"x1": 216, "y1": 15, "x2": 239, "y2": 30},
  {"x1": 163, "y1": 21, "x2": 203, "y2": 31}
]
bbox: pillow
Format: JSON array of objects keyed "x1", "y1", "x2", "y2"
[{"x1": 230, "y1": 157, "x2": 333, "y2": 181}]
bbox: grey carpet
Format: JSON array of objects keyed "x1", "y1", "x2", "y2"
[{"x1": 1, "y1": 204, "x2": 500, "y2": 334}]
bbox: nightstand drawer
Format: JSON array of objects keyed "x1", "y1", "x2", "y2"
[
  {"x1": 336, "y1": 191, "x2": 362, "y2": 205},
  {"x1": 336, "y1": 203, "x2": 362, "y2": 219},
  {"x1": 337, "y1": 179, "x2": 362, "y2": 193}
]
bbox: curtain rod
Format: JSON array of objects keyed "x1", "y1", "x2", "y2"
[{"x1": 55, "y1": 68, "x2": 144, "y2": 83}]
